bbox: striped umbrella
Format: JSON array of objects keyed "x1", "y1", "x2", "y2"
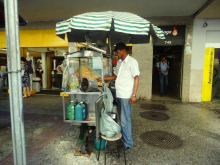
[{"x1": 56, "y1": 11, "x2": 165, "y2": 44}]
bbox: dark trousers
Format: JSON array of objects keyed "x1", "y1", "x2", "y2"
[
  {"x1": 57, "y1": 74, "x2": 63, "y2": 89},
  {"x1": 159, "y1": 74, "x2": 168, "y2": 94}
]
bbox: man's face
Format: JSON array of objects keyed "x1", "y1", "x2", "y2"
[
  {"x1": 115, "y1": 49, "x2": 124, "y2": 59},
  {"x1": 162, "y1": 57, "x2": 166, "y2": 61}
]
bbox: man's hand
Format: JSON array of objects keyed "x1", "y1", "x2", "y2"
[
  {"x1": 130, "y1": 96, "x2": 137, "y2": 103},
  {"x1": 96, "y1": 77, "x2": 102, "y2": 82},
  {"x1": 164, "y1": 70, "x2": 167, "y2": 74}
]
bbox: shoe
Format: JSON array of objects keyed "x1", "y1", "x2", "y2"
[
  {"x1": 160, "y1": 94, "x2": 163, "y2": 97},
  {"x1": 118, "y1": 145, "x2": 130, "y2": 155}
]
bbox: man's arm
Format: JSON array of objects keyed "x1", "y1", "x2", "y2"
[
  {"x1": 157, "y1": 67, "x2": 161, "y2": 72},
  {"x1": 164, "y1": 68, "x2": 169, "y2": 74},
  {"x1": 130, "y1": 75, "x2": 139, "y2": 103},
  {"x1": 96, "y1": 73, "x2": 117, "y2": 82},
  {"x1": 58, "y1": 66, "x2": 63, "y2": 73},
  {"x1": 104, "y1": 73, "x2": 117, "y2": 81}
]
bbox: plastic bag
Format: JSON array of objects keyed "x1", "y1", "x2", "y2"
[
  {"x1": 103, "y1": 83, "x2": 113, "y2": 113},
  {"x1": 100, "y1": 108, "x2": 121, "y2": 138}
]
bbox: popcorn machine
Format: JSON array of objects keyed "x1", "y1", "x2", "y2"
[{"x1": 62, "y1": 49, "x2": 112, "y2": 127}]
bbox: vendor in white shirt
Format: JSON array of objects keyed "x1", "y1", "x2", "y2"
[{"x1": 97, "y1": 43, "x2": 140, "y2": 153}]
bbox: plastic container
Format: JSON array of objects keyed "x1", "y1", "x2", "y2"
[
  {"x1": 94, "y1": 134, "x2": 106, "y2": 151},
  {"x1": 75, "y1": 102, "x2": 85, "y2": 121},
  {"x1": 32, "y1": 77, "x2": 41, "y2": 92},
  {"x1": 67, "y1": 101, "x2": 75, "y2": 120},
  {"x1": 68, "y1": 60, "x2": 79, "y2": 75},
  {"x1": 81, "y1": 102, "x2": 86, "y2": 120},
  {"x1": 70, "y1": 73, "x2": 79, "y2": 91}
]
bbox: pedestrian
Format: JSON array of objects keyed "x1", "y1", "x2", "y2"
[
  {"x1": 61, "y1": 56, "x2": 68, "y2": 91},
  {"x1": 57, "y1": 62, "x2": 63, "y2": 89},
  {"x1": 21, "y1": 57, "x2": 30, "y2": 98},
  {"x1": 156, "y1": 56, "x2": 169, "y2": 97},
  {"x1": 97, "y1": 42, "x2": 140, "y2": 154}
]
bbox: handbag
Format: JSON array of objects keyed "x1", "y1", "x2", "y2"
[{"x1": 21, "y1": 69, "x2": 24, "y2": 77}]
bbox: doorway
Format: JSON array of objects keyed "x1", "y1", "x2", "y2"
[
  {"x1": 50, "y1": 56, "x2": 64, "y2": 89},
  {"x1": 212, "y1": 48, "x2": 220, "y2": 99},
  {"x1": 152, "y1": 46, "x2": 183, "y2": 100}
]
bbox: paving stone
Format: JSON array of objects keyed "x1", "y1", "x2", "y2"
[{"x1": 0, "y1": 93, "x2": 220, "y2": 164}]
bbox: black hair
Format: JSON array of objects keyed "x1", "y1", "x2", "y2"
[
  {"x1": 21, "y1": 57, "x2": 26, "y2": 62},
  {"x1": 114, "y1": 43, "x2": 127, "y2": 51}
]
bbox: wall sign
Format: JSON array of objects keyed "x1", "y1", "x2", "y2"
[
  {"x1": 202, "y1": 47, "x2": 215, "y2": 101},
  {"x1": 154, "y1": 25, "x2": 186, "y2": 46}
]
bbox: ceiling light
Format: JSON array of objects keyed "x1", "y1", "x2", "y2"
[{"x1": 203, "y1": 19, "x2": 208, "y2": 27}]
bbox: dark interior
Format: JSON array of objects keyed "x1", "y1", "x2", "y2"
[{"x1": 152, "y1": 46, "x2": 184, "y2": 99}]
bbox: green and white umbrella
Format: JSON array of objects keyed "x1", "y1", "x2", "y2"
[{"x1": 56, "y1": 11, "x2": 165, "y2": 44}]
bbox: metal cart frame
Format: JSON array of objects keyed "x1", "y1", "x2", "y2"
[{"x1": 62, "y1": 48, "x2": 111, "y2": 143}]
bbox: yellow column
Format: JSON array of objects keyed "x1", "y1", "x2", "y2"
[
  {"x1": 202, "y1": 47, "x2": 215, "y2": 101},
  {"x1": 20, "y1": 47, "x2": 28, "y2": 57}
]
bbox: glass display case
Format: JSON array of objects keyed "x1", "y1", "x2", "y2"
[{"x1": 62, "y1": 50, "x2": 111, "y2": 126}]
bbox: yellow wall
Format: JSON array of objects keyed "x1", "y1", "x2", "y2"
[
  {"x1": 0, "y1": 29, "x2": 132, "y2": 49},
  {"x1": 0, "y1": 29, "x2": 68, "y2": 48}
]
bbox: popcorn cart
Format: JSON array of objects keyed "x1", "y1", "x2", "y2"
[{"x1": 62, "y1": 48, "x2": 112, "y2": 153}]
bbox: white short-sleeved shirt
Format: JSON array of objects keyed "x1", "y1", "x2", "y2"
[{"x1": 114, "y1": 55, "x2": 140, "y2": 98}]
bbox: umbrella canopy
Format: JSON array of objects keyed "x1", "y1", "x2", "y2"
[{"x1": 56, "y1": 11, "x2": 165, "y2": 44}]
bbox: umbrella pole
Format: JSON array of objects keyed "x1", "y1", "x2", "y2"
[
  {"x1": 108, "y1": 33, "x2": 113, "y2": 75},
  {"x1": 108, "y1": 33, "x2": 112, "y2": 56}
]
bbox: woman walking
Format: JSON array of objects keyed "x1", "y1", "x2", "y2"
[{"x1": 21, "y1": 57, "x2": 30, "y2": 97}]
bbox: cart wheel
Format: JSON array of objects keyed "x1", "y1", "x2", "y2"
[{"x1": 81, "y1": 141, "x2": 87, "y2": 154}]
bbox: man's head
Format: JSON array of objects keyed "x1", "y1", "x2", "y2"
[
  {"x1": 114, "y1": 43, "x2": 128, "y2": 60},
  {"x1": 161, "y1": 56, "x2": 166, "y2": 61}
]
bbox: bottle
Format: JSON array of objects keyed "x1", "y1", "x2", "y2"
[
  {"x1": 75, "y1": 98, "x2": 79, "y2": 105},
  {"x1": 67, "y1": 101, "x2": 75, "y2": 120},
  {"x1": 75, "y1": 102, "x2": 83, "y2": 121},
  {"x1": 70, "y1": 73, "x2": 75, "y2": 91},
  {"x1": 70, "y1": 73, "x2": 79, "y2": 91},
  {"x1": 75, "y1": 73, "x2": 79, "y2": 91}
]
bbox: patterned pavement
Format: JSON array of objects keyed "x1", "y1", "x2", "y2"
[{"x1": 0, "y1": 92, "x2": 220, "y2": 165}]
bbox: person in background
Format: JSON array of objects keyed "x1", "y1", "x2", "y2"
[
  {"x1": 26, "y1": 52, "x2": 34, "y2": 91},
  {"x1": 156, "y1": 56, "x2": 169, "y2": 97},
  {"x1": 21, "y1": 57, "x2": 30, "y2": 98},
  {"x1": 61, "y1": 55, "x2": 68, "y2": 91},
  {"x1": 57, "y1": 62, "x2": 63, "y2": 89},
  {"x1": 97, "y1": 43, "x2": 140, "y2": 154}
]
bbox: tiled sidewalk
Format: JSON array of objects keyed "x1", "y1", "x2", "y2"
[{"x1": 0, "y1": 93, "x2": 220, "y2": 165}]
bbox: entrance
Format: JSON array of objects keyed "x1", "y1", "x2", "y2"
[
  {"x1": 212, "y1": 48, "x2": 220, "y2": 99},
  {"x1": 50, "y1": 56, "x2": 64, "y2": 89},
  {"x1": 152, "y1": 46, "x2": 183, "y2": 100}
]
